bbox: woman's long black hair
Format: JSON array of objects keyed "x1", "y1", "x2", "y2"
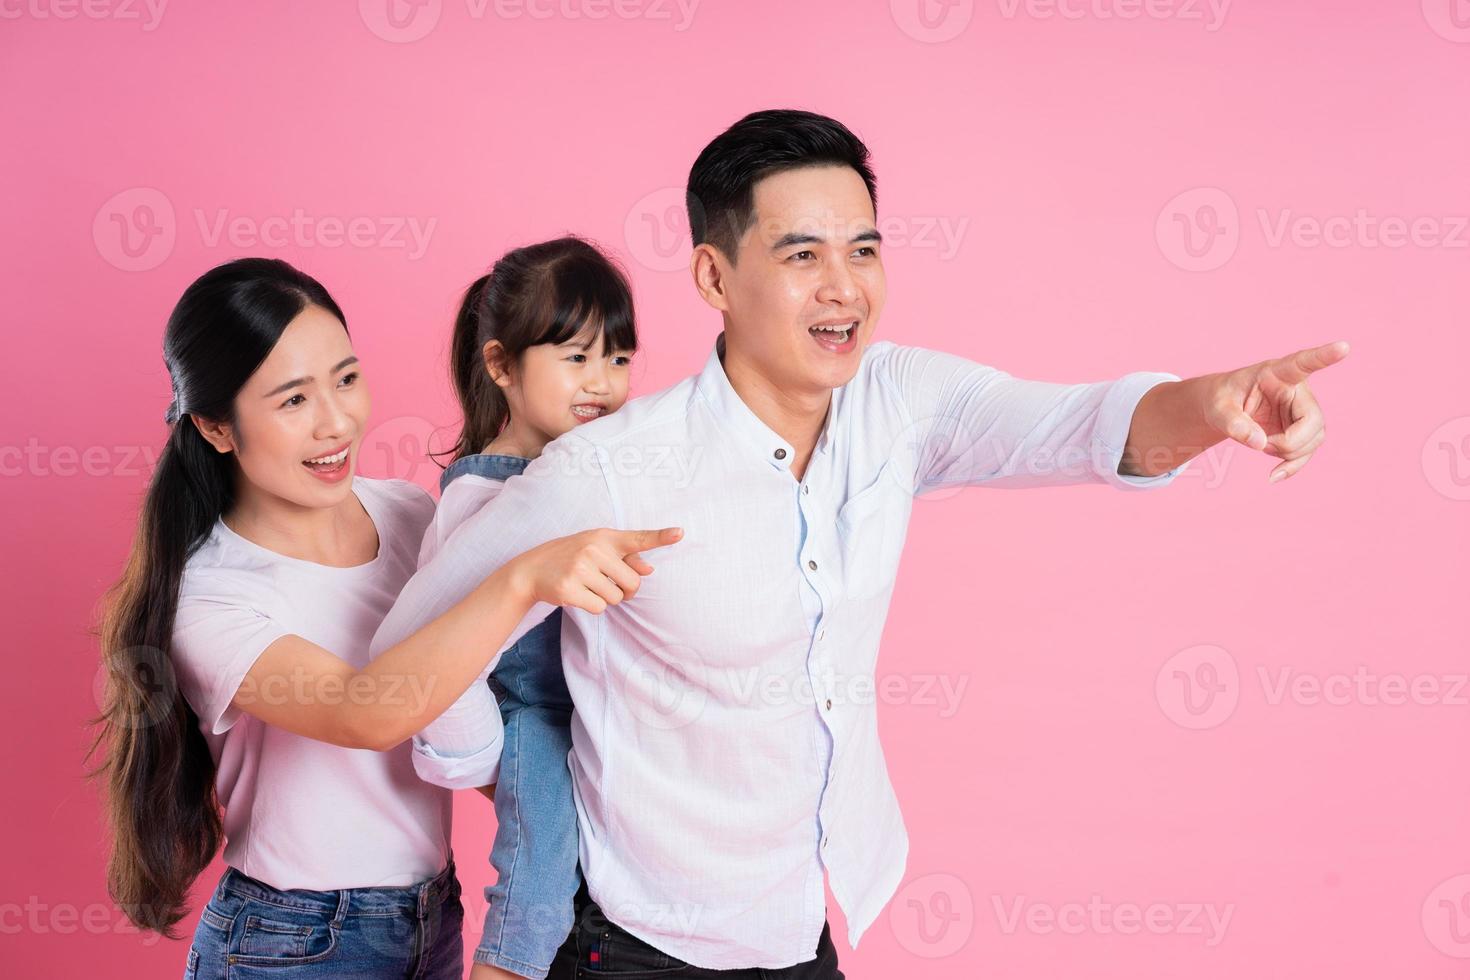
[{"x1": 89, "y1": 257, "x2": 346, "y2": 936}]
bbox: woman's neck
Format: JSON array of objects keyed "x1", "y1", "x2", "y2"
[{"x1": 223, "y1": 483, "x2": 376, "y2": 567}]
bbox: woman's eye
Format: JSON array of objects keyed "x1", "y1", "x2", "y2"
[
  {"x1": 339, "y1": 371, "x2": 359, "y2": 386},
  {"x1": 283, "y1": 394, "x2": 305, "y2": 408}
]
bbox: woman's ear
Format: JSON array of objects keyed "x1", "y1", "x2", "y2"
[
  {"x1": 190, "y1": 414, "x2": 236, "y2": 454},
  {"x1": 482, "y1": 339, "x2": 513, "y2": 389}
]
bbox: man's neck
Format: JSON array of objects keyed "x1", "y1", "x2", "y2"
[{"x1": 720, "y1": 335, "x2": 830, "y2": 481}]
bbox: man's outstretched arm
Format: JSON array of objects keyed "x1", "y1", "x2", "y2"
[{"x1": 1120, "y1": 341, "x2": 1350, "y2": 483}]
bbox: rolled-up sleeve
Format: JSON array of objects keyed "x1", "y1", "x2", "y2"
[
  {"x1": 410, "y1": 682, "x2": 506, "y2": 789},
  {"x1": 879, "y1": 344, "x2": 1189, "y2": 492}
]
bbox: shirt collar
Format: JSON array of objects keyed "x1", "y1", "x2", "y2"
[
  {"x1": 439, "y1": 452, "x2": 531, "y2": 493},
  {"x1": 694, "y1": 332, "x2": 840, "y2": 473}
]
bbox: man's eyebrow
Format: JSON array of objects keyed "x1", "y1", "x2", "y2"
[
  {"x1": 770, "y1": 228, "x2": 884, "y2": 251},
  {"x1": 262, "y1": 356, "x2": 359, "y2": 398}
]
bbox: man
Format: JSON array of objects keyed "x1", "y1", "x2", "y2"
[{"x1": 370, "y1": 109, "x2": 1347, "y2": 979}]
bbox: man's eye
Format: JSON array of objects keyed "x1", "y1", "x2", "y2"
[
  {"x1": 791, "y1": 250, "x2": 815, "y2": 261},
  {"x1": 853, "y1": 246, "x2": 876, "y2": 258}
]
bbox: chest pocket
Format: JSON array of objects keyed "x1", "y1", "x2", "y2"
[{"x1": 834, "y1": 462, "x2": 914, "y2": 602}]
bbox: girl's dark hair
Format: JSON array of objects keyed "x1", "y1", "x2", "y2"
[
  {"x1": 686, "y1": 108, "x2": 878, "y2": 263},
  {"x1": 89, "y1": 257, "x2": 346, "y2": 936},
  {"x1": 442, "y1": 236, "x2": 638, "y2": 464}
]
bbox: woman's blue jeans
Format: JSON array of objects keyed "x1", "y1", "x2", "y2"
[{"x1": 184, "y1": 857, "x2": 463, "y2": 979}]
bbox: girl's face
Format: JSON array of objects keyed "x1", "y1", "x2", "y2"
[
  {"x1": 197, "y1": 304, "x2": 370, "y2": 509},
  {"x1": 491, "y1": 326, "x2": 634, "y2": 449}
]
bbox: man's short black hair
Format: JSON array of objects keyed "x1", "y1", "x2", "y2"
[{"x1": 686, "y1": 109, "x2": 878, "y2": 263}]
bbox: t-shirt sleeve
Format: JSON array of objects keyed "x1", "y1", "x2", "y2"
[
  {"x1": 171, "y1": 575, "x2": 291, "y2": 735},
  {"x1": 398, "y1": 481, "x2": 437, "y2": 533}
]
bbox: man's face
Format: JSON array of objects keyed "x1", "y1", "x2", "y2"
[{"x1": 715, "y1": 165, "x2": 887, "y2": 395}]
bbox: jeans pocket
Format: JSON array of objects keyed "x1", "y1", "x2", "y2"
[
  {"x1": 582, "y1": 922, "x2": 687, "y2": 976},
  {"x1": 230, "y1": 904, "x2": 338, "y2": 966}
]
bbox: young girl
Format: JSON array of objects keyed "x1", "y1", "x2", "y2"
[
  {"x1": 91, "y1": 257, "x2": 677, "y2": 979},
  {"x1": 411, "y1": 238, "x2": 638, "y2": 980}
]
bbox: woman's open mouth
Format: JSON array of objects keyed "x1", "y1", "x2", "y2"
[{"x1": 302, "y1": 444, "x2": 351, "y2": 483}]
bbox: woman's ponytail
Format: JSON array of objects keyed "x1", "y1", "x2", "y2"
[{"x1": 89, "y1": 257, "x2": 346, "y2": 935}]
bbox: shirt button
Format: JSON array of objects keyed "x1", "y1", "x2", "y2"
[
  {"x1": 802, "y1": 485, "x2": 810, "y2": 495},
  {"x1": 807, "y1": 559, "x2": 818, "y2": 571},
  {"x1": 822, "y1": 836, "x2": 830, "y2": 849},
  {"x1": 774, "y1": 448, "x2": 787, "y2": 460},
  {"x1": 825, "y1": 698, "x2": 833, "y2": 711},
  {"x1": 818, "y1": 629, "x2": 826, "y2": 641}
]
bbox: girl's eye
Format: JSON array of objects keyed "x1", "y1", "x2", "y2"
[
  {"x1": 566, "y1": 354, "x2": 587, "y2": 364},
  {"x1": 612, "y1": 356, "x2": 632, "y2": 367}
]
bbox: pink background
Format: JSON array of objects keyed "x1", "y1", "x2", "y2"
[{"x1": 3, "y1": 1, "x2": 1467, "y2": 976}]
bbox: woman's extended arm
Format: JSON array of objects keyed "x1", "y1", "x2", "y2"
[{"x1": 228, "y1": 526, "x2": 680, "y2": 751}]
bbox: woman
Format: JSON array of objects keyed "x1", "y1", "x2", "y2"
[{"x1": 90, "y1": 257, "x2": 679, "y2": 978}]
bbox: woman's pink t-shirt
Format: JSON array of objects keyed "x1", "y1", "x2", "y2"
[{"x1": 169, "y1": 476, "x2": 451, "y2": 890}]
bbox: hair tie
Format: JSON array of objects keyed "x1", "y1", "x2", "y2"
[{"x1": 164, "y1": 378, "x2": 186, "y2": 425}]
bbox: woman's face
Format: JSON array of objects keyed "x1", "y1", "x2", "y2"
[
  {"x1": 492, "y1": 325, "x2": 634, "y2": 447},
  {"x1": 202, "y1": 303, "x2": 370, "y2": 510}
]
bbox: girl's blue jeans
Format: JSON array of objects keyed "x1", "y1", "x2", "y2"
[{"x1": 475, "y1": 608, "x2": 581, "y2": 978}]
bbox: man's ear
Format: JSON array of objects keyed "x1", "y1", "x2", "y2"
[
  {"x1": 482, "y1": 339, "x2": 513, "y2": 389},
  {"x1": 190, "y1": 414, "x2": 236, "y2": 454},
  {"x1": 690, "y1": 243, "x2": 732, "y2": 313}
]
